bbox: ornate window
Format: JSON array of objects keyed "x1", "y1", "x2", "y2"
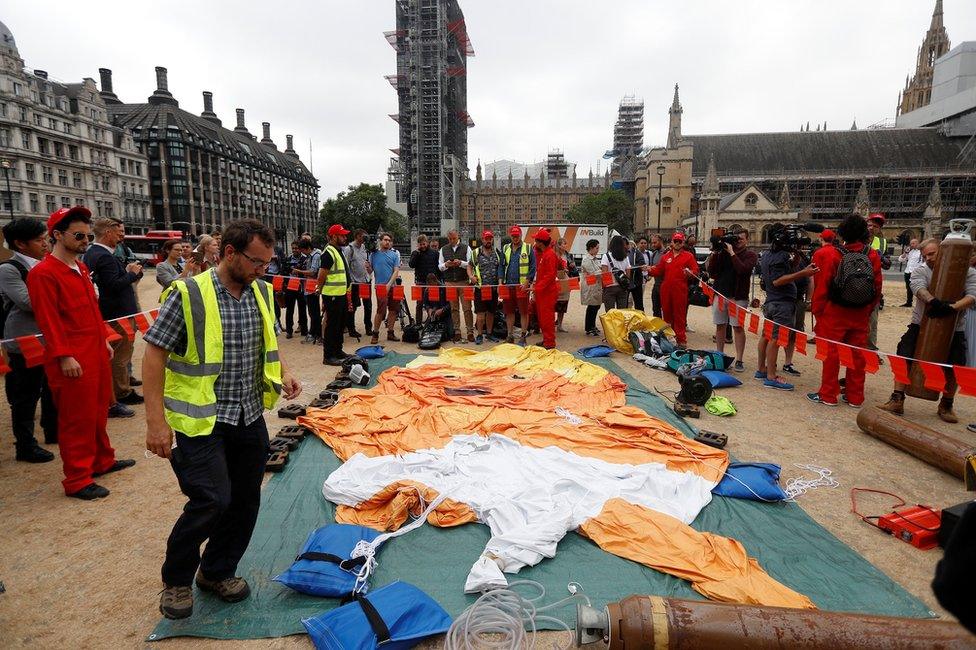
[{"x1": 745, "y1": 193, "x2": 758, "y2": 208}]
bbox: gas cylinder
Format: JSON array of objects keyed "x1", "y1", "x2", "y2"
[{"x1": 906, "y1": 219, "x2": 974, "y2": 400}]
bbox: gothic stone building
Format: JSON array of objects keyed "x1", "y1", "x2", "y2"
[{"x1": 104, "y1": 67, "x2": 319, "y2": 241}]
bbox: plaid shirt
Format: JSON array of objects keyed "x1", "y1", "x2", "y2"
[{"x1": 144, "y1": 269, "x2": 265, "y2": 427}]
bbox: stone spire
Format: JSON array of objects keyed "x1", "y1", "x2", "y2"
[
  {"x1": 923, "y1": 178, "x2": 943, "y2": 238},
  {"x1": 667, "y1": 83, "x2": 683, "y2": 149},
  {"x1": 898, "y1": 0, "x2": 951, "y2": 115},
  {"x1": 703, "y1": 154, "x2": 719, "y2": 195},
  {"x1": 778, "y1": 182, "x2": 791, "y2": 210},
  {"x1": 850, "y1": 118, "x2": 858, "y2": 130},
  {"x1": 475, "y1": 160, "x2": 482, "y2": 182},
  {"x1": 854, "y1": 178, "x2": 870, "y2": 216},
  {"x1": 927, "y1": 178, "x2": 942, "y2": 208},
  {"x1": 701, "y1": 155, "x2": 721, "y2": 234}
]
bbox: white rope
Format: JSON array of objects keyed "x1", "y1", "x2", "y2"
[
  {"x1": 444, "y1": 580, "x2": 589, "y2": 650},
  {"x1": 784, "y1": 464, "x2": 839, "y2": 500}
]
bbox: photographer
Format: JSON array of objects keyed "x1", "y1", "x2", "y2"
[
  {"x1": 706, "y1": 229, "x2": 756, "y2": 372},
  {"x1": 755, "y1": 226, "x2": 818, "y2": 391}
]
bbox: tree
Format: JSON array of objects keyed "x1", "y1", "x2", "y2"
[
  {"x1": 318, "y1": 183, "x2": 408, "y2": 242},
  {"x1": 565, "y1": 188, "x2": 635, "y2": 237}
]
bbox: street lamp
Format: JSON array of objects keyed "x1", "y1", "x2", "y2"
[
  {"x1": 1, "y1": 159, "x2": 13, "y2": 222},
  {"x1": 655, "y1": 164, "x2": 666, "y2": 234}
]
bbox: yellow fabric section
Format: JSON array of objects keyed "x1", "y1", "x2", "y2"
[
  {"x1": 405, "y1": 342, "x2": 609, "y2": 385},
  {"x1": 600, "y1": 309, "x2": 674, "y2": 354},
  {"x1": 579, "y1": 498, "x2": 816, "y2": 609},
  {"x1": 334, "y1": 480, "x2": 478, "y2": 531}
]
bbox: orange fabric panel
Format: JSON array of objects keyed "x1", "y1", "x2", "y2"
[
  {"x1": 334, "y1": 480, "x2": 477, "y2": 531},
  {"x1": 579, "y1": 498, "x2": 815, "y2": 610},
  {"x1": 299, "y1": 365, "x2": 728, "y2": 482}
]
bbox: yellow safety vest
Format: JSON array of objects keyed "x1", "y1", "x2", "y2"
[
  {"x1": 503, "y1": 242, "x2": 530, "y2": 283},
  {"x1": 321, "y1": 244, "x2": 348, "y2": 296},
  {"x1": 871, "y1": 236, "x2": 887, "y2": 253},
  {"x1": 162, "y1": 271, "x2": 282, "y2": 437}
]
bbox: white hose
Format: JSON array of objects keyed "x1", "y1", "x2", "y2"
[{"x1": 444, "y1": 580, "x2": 589, "y2": 650}]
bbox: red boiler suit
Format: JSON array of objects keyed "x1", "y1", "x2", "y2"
[
  {"x1": 649, "y1": 249, "x2": 699, "y2": 345},
  {"x1": 810, "y1": 242, "x2": 882, "y2": 405},
  {"x1": 533, "y1": 246, "x2": 562, "y2": 349},
  {"x1": 27, "y1": 255, "x2": 115, "y2": 494}
]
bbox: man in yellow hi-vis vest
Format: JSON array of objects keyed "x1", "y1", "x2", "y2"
[
  {"x1": 318, "y1": 224, "x2": 352, "y2": 365},
  {"x1": 143, "y1": 219, "x2": 301, "y2": 620}
]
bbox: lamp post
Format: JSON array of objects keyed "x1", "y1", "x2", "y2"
[
  {"x1": 1, "y1": 159, "x2": 13, "y2": 222},
  {"x1": 655, "y1": 164, "x2": 665, "y2": 234}
]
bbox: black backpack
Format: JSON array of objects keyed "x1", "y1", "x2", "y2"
[
  {"x1": 828, "y1": 244, "x2": 876, "y2": 308},
  {"x1": 0, "y1": 258, "x2": 29, "y2": 338}
]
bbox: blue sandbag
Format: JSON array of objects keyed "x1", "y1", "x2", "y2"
[
  {"x1": 355, "y1": 345, "x2": 386, "y2": 360},
  {"x1": 701, "y1": 370, "x2": 742, "y2": 388},
  {"x1": 578, "y1": 344, "x2": 614, "y2": 358},
  {"x1": 274, "y1": 524, "x2": 380, "y2": 597},
  {"x1": 712, "y1": 462, "x2": 787, "y2": 501},
  {"x1": 301, "y1": 580, "x2": 452, "y2": 650}
]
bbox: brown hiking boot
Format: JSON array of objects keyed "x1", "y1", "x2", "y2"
[
  {"x1": 878, "y1": 393, "x2": 904, "y2": 415},
  {"x1": 387, "y1": 330, "x2": 400, "y2": 342},
  {"x1": 467, "y1": 332, "x2": 475, "y2": 343},
  {"x1": 194, "y1": 573, "x2": 251, "y2": 603},
  {"x1": 370, "y1": 334, "x2": 379, "y2": 345},
  {"x1": 159, "y1": 585, "x2": 193, "y2": 619},
  {"x1": 938, "y1": 399, "x2": 959, "y2": 424}
]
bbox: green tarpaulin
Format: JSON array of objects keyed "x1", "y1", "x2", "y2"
[{"x1": 149, "y1": 352, "x2": 931, "y2": 641}]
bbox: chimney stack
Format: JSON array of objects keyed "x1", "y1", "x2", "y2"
[
  {"x1": 260, "y1": 122, "x2": 276, "y2": 147},
  {"x1": 98, "y1": 68, "x2": 121, "y2": 104},
  {"x1": 200, "y1": 91, "x2": 221, "y2": 126},
  {"x1": 234, "y1": 108, "x2": 250, "y2": 135},
  {"x1": 148, "y1": 66, "x2": 178, "y2": 106},
  {"x1": 284, "y1": 134, "x2": 299, "y2": 158}
]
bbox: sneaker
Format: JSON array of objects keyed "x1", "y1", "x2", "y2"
[
  {"x1": 118, "y1": 391, "x2": 144, "y2": 405},
  {"x1": 732, "y1": 360, "x2": 744, "y2": 373},
  {"x1": 517, "y1": 334, "x2": 527, "y2": 347},
  {"x1": 753, "y1": 370, "x2": 767, "y2": 381},
  {"x1": 486, "y1": 335, "x2": 500, "y2": 343},
  {"x1": 806, "y1": 392, "x2": 837, "y2": 407},
  {"x1": 15, "y1": 445, "x2": 55, "y2": 463},
  {"x1": 159, "y1": 585, "x2": 193, "y2": 620},
  {"x1": 782, "y1": 364, "x2": 801, "y2": 377},
  {"x1": 841, "y1": 394, "x2": 863, "y2": 408},
  {"x1": 108, "y1": 403, "x2": 135, "y2": 418},
  {"x1": 195, "y1": 573, "x2": 251, "y2": 603},
  {"x1": 686, "y1": 325, "x2": 696, "y2": 333},
  {"x1": 506, "y1": 335, "x2": 514, "y2": 344},
  {"x1": 93, "y1": 458, "x2": 136, "y2": 477},
  {"x1": 763, "y1": 377, "x2": 794, "y2": 391},
  {"x1": 301, "y1": 335, "x2": 315, "y2": 344},
  {"x1": 967, "y1": 423, "x2": 976, "y2": 434},
  {"x1": 68, "y1": 483, "x2": 110, "y2": 500},
  {"x1": 475, "y1": 334, "x2": 484, "y2": 345}
]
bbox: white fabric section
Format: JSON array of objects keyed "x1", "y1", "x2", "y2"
[{"x1": 322, "y1": 433, "x2": 717, "y2": 593}]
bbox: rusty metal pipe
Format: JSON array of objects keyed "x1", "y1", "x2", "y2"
[
  {"x1": 856, "y1": 406, "x2": 976, "y2": 481},
  {"x1": 587, "y1": 595, "x2": 973, "y2": 649}
]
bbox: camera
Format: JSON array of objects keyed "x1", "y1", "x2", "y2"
[
  {"x1": 769, "y1": 223, "x2": 822, "y2": 252},
  {"x1": 709, "y1": 228, "x2": 740, "y2": 251}
]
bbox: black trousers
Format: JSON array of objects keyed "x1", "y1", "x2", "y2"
[
  {"x1": 284, "y1": 291, "x2": 307, "y2": 336},
  {"x1": 584, "y1": 305, "x2": 600, "y2": 332},
  {"x1": 5, "y1": 351, "x2": 57, "y2": 451},
  {"x1": 347, "y1": 291, "x2": 373, "y2": 334},
  {"x1": 904, "y1": 272, "x2": 913, "y2": 306},
  {"x1": 322, "y1": 294, "x2": 347, "y2": 359},
  {"x1": 162, "y1": 416, "x2": 269, "y2": 586},
  {"x1": 305, "y1": 294, "x2": 322, "y2": 340},
  {"x1": 630, "y1": 282, "x2": 645, "y2": 311},
  {"x1": 651, "y1": 281, "x2": 662, "y2": 317}
]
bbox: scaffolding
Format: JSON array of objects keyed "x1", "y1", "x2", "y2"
[
  {"x1": 546, "y1": 149, "x2": 569, "y2": 179},
  {"x1": 387, "y1": 0, "x2": 472, "y2": 236}
]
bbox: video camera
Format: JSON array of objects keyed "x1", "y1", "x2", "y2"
[
  {"x1": 769, "y1": 222, "x2": 824, "y2": 253},
  {"x1": 709, "y1": 227, "x2": 741, "y2": 251}
]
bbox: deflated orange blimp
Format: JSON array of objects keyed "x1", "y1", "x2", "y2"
[{"x1": 299, "y1": 344, "x2": 814, "y2": 609}]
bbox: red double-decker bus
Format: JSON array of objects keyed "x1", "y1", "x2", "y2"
[{"x1": 124, "y1": 230, "x2": 184, "y2": 266}]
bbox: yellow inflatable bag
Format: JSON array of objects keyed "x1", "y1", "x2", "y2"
[{"x1": 599, "y1": 309, "x2": 674, "y2": 353}]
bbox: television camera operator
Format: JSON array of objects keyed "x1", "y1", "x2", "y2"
[{"x1": 706, "y1": 228, "x2": 756, "y2": 373}]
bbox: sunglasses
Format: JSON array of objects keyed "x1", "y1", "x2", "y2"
[{"x1": 65, "y1": 232, "x2": 94, "y2": 242}]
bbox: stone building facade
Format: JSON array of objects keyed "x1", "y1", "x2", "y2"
[
  {"x1": 104, "y1": 67, "x2": 319, "y2": 241},
  {"x1": 897, "y1": 0, "x2": 951, "y2": 116},
  {"x1": 0, "y1": 22, "x2": 151, "y2": 231},
  {"x1": 459, "y1": 161, "x2": 611, "y2": 237}
]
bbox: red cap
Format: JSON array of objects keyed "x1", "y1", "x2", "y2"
[
  {"x1": 47, "y1": 205, "x2": 91, "y2": 234},
  {"x1": 327, "y1": 224, "x2": 350, "y2": 237},
  {"x1": 821, "y1": 229, "x2": 835, "y2": 242},
  {"x1": 535, "y1": 227, "x2": 552, "y2": 243},
  {"x1": 868, "y1": 213, "x2": 886, "y2": 225},
  {"x1": 482, "y1": 230, "x2": 494, "y2": 239},
  {"x1": 671, "y1": 232, "x2": 686, "y2": 242},
  {"x1": 509, "y1": 225, "x2": 522, "y2": 237}
]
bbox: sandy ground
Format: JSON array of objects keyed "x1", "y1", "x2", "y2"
[{"x1": 0, "y1": 271, "x2": 972, "y2": 649}]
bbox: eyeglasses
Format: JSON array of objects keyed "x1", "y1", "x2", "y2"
[
  {"x1": 66, "y1": 232, "x2": 94, "y2": 242},
  {"x1": 236, "y1": 250, "x2": 271, "y2": 270}
]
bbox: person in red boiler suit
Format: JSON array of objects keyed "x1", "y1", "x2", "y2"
[
  {"x1": 648, "y1": 232, "x2": 699, "y2": 346},
  {"x1": 532, "y1": 228, "x2": 562, "y2": 350},
  {"x1": 27, "y1": 207, "x2": 135, "y2": 500},
  {"x1": 806, "y1": 214, "x2": 883, "y2": 407}
]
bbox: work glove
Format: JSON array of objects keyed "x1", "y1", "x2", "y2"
[{"x1": 926, "y1": 298, "x2": 956, "y2": 319}]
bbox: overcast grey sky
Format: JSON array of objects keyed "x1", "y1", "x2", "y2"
[{"x1": 6, "y1": 1, "x2": 974, "y2": 202}]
